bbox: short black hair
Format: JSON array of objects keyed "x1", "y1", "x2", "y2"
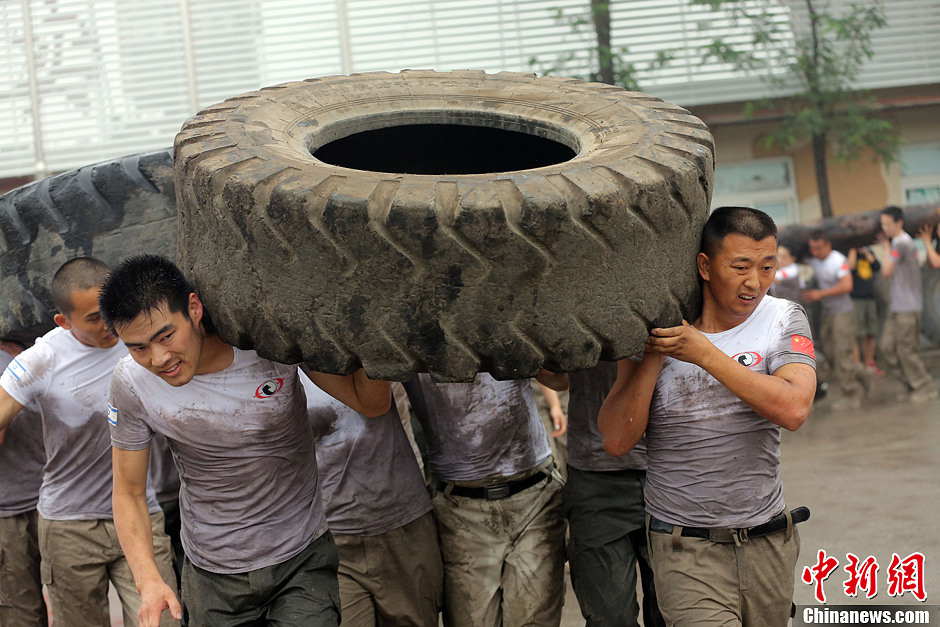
[
  {"x1": 700, "y1": 206, "x2": 778, "y2": 257},
  {"x1": 808, "y1": 229, "x2": 829, "y2": 243},
  {"x1": 99, "y1": 255, "x2": 213, "y2": 333},
  {"x1": 51, "y1": 257, "x2": 111, "y2": 314},
  {"x1": 881, "y1": 205, "x2": 904, "y2": 224}
]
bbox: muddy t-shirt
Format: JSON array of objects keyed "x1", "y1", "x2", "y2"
[
  {"x1": 149, "y1": 432, "x2": 180, "y2": 505},
  {"x1": 646, "y1": 295, "x2": 816, "y2": 528},
  {"x1": 567, "y1": 361, "x2": 647, "y2": 472},
  {"x1": 808, "y1": 251, "x2": 853, "y2": 315},
  {"x1": 0, "y1": 327, "x2": 158, "y2": 520},
  {"x1": 404, "y1": 373, "x2": 551, "y2": 482},
  {"x1": 301, "y1": 373, "x2": 430, "y2": 535},
  {"x1": 0, "y1": 350, "x2": 45, "y2": 517},
  {"x1": 889, "y1": 232, "x2": 922, "y2": 313},
  {"x1": 771, "y1": 263, "x2": 802, "y2": 303},
  {"x1": 109, "y1": 348, "x2": 327, "y2": 574}
]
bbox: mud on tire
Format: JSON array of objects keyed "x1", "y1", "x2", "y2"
[
  {"x1": 175, "y1": 70, "x2": 714, "y2": 381},
  {"x1": 0, "y1": 151, "x2": 175, "y2": 345}
]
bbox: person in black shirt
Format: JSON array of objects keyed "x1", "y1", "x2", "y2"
[{"x1": 847, "y1": 247, "x2": 881, "y2": 373}]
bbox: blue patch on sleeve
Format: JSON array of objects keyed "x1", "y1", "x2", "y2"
[{"x1": 107, "y1": 403, "x2": 119, "y2": 427}]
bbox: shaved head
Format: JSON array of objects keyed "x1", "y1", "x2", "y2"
[{"x1": 51, "y1": 257, "x2": 111, "y2": 315}]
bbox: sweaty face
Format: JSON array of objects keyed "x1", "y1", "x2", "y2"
[
  {"x1": 57, "y1": 287, "x2": 119, "y2": 349},
  {"x1": 700, "y1": 234, "x2": 778, "y2": 321},
  {"x1": 880, "y1": 214, "x2": 901, "y2": 239},
  {"x1": 807, "y1": 238, "x2": 831, "y2": 260},
  {"x1": 117, "y1": 303, "x2": 204, "y2": 387}
]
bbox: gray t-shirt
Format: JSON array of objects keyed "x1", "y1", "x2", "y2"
[
  {"x1": 149, "y1": 433, "x2": 181, "y2": 505},
  {"x1": 646, "y1": 295, "x2": 816, "y2": 528},
  {"x1": 109, "y1": 348, "x2": 327, "y2": 574},
  {"x1": 404, "y1": 373, "x2": 551, "y2": 482},
  {"x1": 301, "y1": 374, "x2": 430, "y2": 536},
  {"x1": 0, "y1": 327, "x2": 159, "y2": 520},
  {"x1": 567, "y1": 361, "x2": 647, "y2": 472},
  {"x1": 808, "y1": 251, "x2": 853, "y2": 315},
  {"x1": 0, "y1": 350, "x2": 45, "y2": 518},
  {"x1": 889, "y1": 232, "x2": 922, "y2": 313}
]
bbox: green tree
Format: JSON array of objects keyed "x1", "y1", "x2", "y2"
[
  {"x1": 694, "y1": 0, "x2": 898, "y2": 218},
  {"x1": 529, "y1": 1, "x2": 671, "y2": 91}
]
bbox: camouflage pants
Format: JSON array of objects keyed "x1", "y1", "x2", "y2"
[{"x1": 433, "y1": 472, "x2": 565, "y2": 627}]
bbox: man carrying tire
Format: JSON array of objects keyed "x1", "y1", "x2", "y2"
[
  {"x1": 879, "y1": 206, "x2": 939, "y2": 403},
  {"x1": 101, "y1": 255, "x2": 392, "y2": 627},
  {"x1": 301, "y1": 374, "x2": 443, "y2": 627},
  {"x1": 0, "y1": 257, "x2": 178, "y2": 627},
  {"x1": 404, "y1": 371, "x2": 568, "y2": 627},
  {"x1": 599, "y1": 207, "x2": 817, "y2": 626},
  {"x1": 564, "y1": 361, "x2": 665, "y2": 627},
  {"x1": 0, "y1": 340, "x2": 47, "y2": 627},
  {"x1": 802, "y1": 230, "x2": 870, "y2": 410}
]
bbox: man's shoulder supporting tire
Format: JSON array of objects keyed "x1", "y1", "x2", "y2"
[
  {"x1": 0, "y1": 151, "x2": 176, "y2": 344},
  {"x1": 175, "y1": 70, "x2": 714, "y2": 381}
]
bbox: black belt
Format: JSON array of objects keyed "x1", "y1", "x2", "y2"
[
  {"x1": 446, "y1": 472, "x2": 548, "y2": 500},
  {"x1": 649, "y1": 506, "x2": 810, "y2": 543}
]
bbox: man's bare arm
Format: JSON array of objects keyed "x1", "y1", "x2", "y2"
[
  {"x1": 112, "y1": 447, "x2": 182, "y2": 626},
  {"x1": 648, "y1": 323, "x2": 816, "y2": 431},
  {"x1": 302, "y1": 367, "x2": 391, "y2": 417},
  {"x1": 537, "y1": 383, "x2": 567, "y2": 437},
  {"x1": 597, "y1": 354, "x2": 664, "y2": 456},
  {"x1": 0, "y1": 387, "x2": 25, "y2": 445},
  {"x1": 535, "y1": 369, "x2": 569, "y2": 391}
]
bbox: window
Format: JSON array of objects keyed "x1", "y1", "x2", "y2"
[
  {"x1": 710, "y1": 158, "x2": 798, "y2": 226},
  {"x1": 900, "y1": 143, "x2": 940, "y2": 205}
]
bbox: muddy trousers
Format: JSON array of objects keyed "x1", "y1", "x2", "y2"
[
  {"x1": 821, "y1": 311, "x2": 868, "y2": 399},
  {"x1": 181, "y1": 531, "x2": 340, "y2": 627},
  {"x1": 563, "y1": 467, "x2": 665, "y2": 627},
  {"x1": 880, "y1": 312, "x2": 934, "y2": 392},
  {"x1": 647, "y1": 518, "x2": 800, "y2": 627},
  {"x1": 39, "y1": 512, "x2": 178, "y2": 627},
  {"x1": 334, "y1": 512, "x2": 443, "y2": 627},
  {"x1": 0, "y1": 510, "x2": 46, "y2": 627},
  {"x1": 433, "y1": 474, "x2": 566, "y2": 627}
]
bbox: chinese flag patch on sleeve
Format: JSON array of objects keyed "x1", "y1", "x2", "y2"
[{"x1": 791, "y1": 334, "x2": 816, "y2": 359}]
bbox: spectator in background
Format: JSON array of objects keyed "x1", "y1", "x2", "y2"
[
  {"x1": 771, "y1": 244, "x2": 802, "y2": 302},
  {"x1": 847, "y1": 247, "x2": 883, "y2": 374},
  {"x1": 879, "y1": 207, "x2": 938, "y2": 403},
  {"x1": 918, "y1": 222, "x2": 940, "y2": 269},
  {"x1": 0, "y1": 339, "x2": 47, "y2": 627},
  {"x1": 803, "y1": 232, "x2": 870, "y2": 410}
]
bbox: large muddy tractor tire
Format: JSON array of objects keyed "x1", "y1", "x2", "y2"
[
  {"x1": 0, "y1": 151, "x2": 176, "y2": 345},
  {"x1": 175, "y1": 70, "x2": 714, "y2": 381}
]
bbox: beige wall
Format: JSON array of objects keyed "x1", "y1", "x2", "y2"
[{"x1": 690, "y1": 85, "x2": 940, "y2": 222}]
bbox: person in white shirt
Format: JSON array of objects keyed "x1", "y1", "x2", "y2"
[
  {"x1": 599, "y1": 207, "x2": 816, "y2": 626},
  {"x1": 101, "y1": 255, "x2": 391, "y2": 627},
  {"x1": 0, "y1": 257, "x2": 177, "y2": 627},
  {"x1": 770, "y1": 244, "x2": 802, "y2": 303},
  {"x1": 879, "y1": 206, "x2": 938, "y2": 402},
  {"x1": 803, "y1": 231, "x2": 869, "y2": 410}
]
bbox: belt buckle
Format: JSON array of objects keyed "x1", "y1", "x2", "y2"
[{"x1": 485, "y1": 483, "x2": 511, "y2": 500}]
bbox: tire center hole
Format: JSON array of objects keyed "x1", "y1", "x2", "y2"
[{"x1": 312, "y1": 123, "x2": 577, "y2": 175}]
